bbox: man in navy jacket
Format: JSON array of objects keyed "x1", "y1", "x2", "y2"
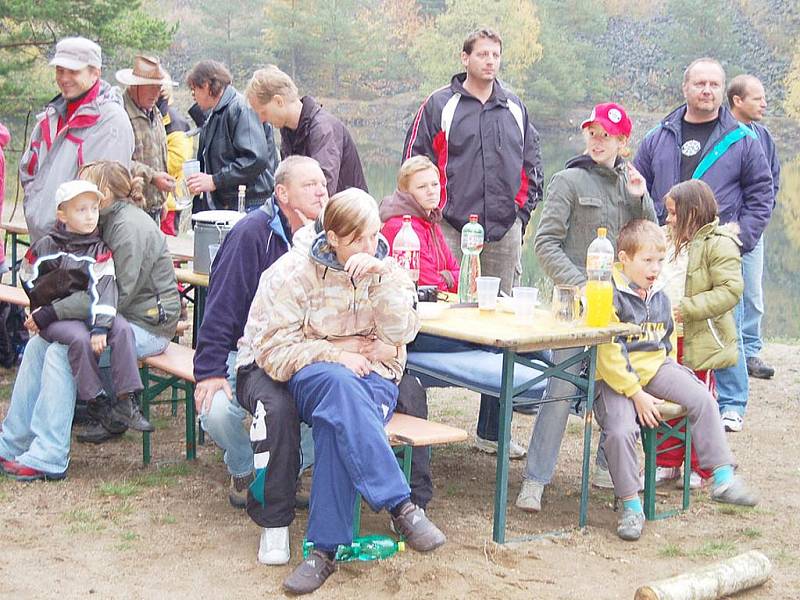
[
  {"x1": 634, "y1": 58, "x2": 773, "y2": 432},
  {"x1": 728, "y1": 74, "x2": 780, "y2": 381}
]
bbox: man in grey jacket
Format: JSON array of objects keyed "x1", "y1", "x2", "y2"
[{"x1": 19, "y1": 37, "x2": 134, "y2": 242}]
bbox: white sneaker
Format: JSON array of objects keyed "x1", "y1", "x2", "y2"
[
  {"x1": 721, "y1": 411, "x2": 743, "y2": 433},
  {"x1": 515, "y1": 480, "x2": 544, "y2": 512},
  {"x1": 592, "y1": 464, "x2": 614, "y2": 489},
  {"x1": 689, "y1": 471, "x2": 705, "y2": 489},
  {"x1": 655, "y1": 466, "x2": 681, "y2": 487},
  {"x1": 258, "y1": 526, "x2": 290, "y2": 565},
  {"x1": 474, "y1": 437, "x2": 527, "y2": 460}
]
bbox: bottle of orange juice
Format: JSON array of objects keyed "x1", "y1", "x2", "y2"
[{"x1": 585, "y1": 227, "x2": 614, "y2": 327}]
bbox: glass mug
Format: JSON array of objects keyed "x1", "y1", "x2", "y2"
[{"x1": 552, "y1": 285, "x2": 582, "y2": 324}]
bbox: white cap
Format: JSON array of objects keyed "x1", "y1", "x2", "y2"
[
  {"x1": 56, "y1": 180, "x2": 104, "y2": 208},
  {"x1": 50, "y1": 37, "x2": 102, "y2": 70}
]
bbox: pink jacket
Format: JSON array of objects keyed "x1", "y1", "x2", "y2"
[
  {"x1": 0, "y1": 123, "x2": 10, "y2": 266},
  {"x1": 380, "y1": 190, "x2": 460, "y2": 292}
]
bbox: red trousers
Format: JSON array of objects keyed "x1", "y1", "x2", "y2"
[{"x1": 655, "y1": 337, "x2": 714, "y2": 479}]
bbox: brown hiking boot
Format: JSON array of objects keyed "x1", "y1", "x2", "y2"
[
  {"x1": 282, "y1": 550, "x2": 336, "y2": 595},
  {"x1": 228, "y1": 472, "x2": 254, "y2": 509},
  {"x1": 390, "y1": 502, "x2": 446, "y2": 552}
]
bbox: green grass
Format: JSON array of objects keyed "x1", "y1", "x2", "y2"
[
  {"x1": 64, "y1": 508, "x2": 105, "y2": 534},
  {"x1": 689, "y1": 540, "x2": 737, "y2": 559},
  {"x1": 740, "y1": 527, "x2": 762, "y2": 539},
  {"x1": 98, "y1": 481, "x2": 141, "y2": 498},
  {"x1": 658, "y1": 543, "x2": 686, "y2": 558},
  {"x1": 160, "y1": 514, "x2": 177, "y2": 525},
  {"x1": 115, "y1": 531, "x2": 139, "y2": 551},
  {"x1": 96, "y1": 463, "x2": 191, "y2": 499}
]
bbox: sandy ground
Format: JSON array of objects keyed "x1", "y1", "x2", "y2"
[{"x1": 0, "y1": 343, "x2": 798, "y2": 600}]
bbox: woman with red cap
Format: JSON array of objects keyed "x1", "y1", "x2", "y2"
[{"x1": 516, "y1": 103, "x2": 658, "y2": 515}]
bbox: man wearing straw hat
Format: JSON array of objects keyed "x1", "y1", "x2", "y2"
[{"x1": 117, "y1": 55, "x2": 176, "y2": 223}]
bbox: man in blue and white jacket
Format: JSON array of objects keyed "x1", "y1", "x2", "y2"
[{"x1": 634, "y1": 58, "x2": 773, "y2": 433}]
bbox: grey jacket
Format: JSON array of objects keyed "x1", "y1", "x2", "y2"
[
  {"x1": 534, "y1": 155, "x2": 657, "y2": 287},
  {"x1": 19, "y1": 80, "x2": 135, "y2": 242},
  {"x1": 54, "y1": 200, "x2": 180, "y2": 339}
]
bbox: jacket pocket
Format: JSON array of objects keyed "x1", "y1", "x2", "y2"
[
  {"x1": 706, "y1": 318, "x2": 725, "y2": 349},
  {"x1": 575, "y1": 196, "x2": 605, "y2": 237}
]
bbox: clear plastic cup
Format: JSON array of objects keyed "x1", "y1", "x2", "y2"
[
  {"x1": 476, "y1": 276, "x2": 501, "y2": 310},
  {"x1": 182, "y1": 159, "x2": 201, "y2": 177},
  {"x1": 209, "y1": 243, "x2": 220, "y2": 266},
  {"x1": 512, "y1": 286, "x2": 539, "y2": 323},
  {"x1": 176, "y1": 160, "x2": 201, "y2": 210}
]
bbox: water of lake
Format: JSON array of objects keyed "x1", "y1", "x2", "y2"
[{"x1": 360, "y1": 131, "x2": 799, "y2": 341}]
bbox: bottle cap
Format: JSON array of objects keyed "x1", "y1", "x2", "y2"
[
  {"x1": 403, "y1": 214, "x2": 411, "y2": 221},
  {"x1": 597, "y1": 227, "x2": 607, "y2": 237},
  {"x1": 238, "y1": 185, "x2": 246, "y2": 192},
  {"x1": 469, "y1": 214, "x2": 478, "y2": 222}
]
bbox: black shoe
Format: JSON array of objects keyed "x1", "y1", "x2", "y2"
[
  {"x1": 513, "y1": 403, "x2": 539, "y2": 416},
  {"x1": 110, "y1": 393, "x2": 155, "y2": 432},
  {"x1": 73, "y1": 400, "x2": 92, "y2": 426},
  {"x1": 86, "y1": 394, "x2": 128, "y2": 434},
  {"x1": 390, "y1": 502, "x2": 446, "y2": 552},
  {"x1": 76, "y1": 419, "x2": 124, "y2": 444},
  {"x1": 746, "y1": 356, "x2": 774, "y2": 379}
]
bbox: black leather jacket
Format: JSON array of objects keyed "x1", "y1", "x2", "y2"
[{"x1": 198, "y1": 85, "x2": 279, "y2": 211}]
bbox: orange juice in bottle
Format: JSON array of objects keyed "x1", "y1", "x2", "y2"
[{"x1": 585, "y1": 227, "x2": 614, "y2": 327}]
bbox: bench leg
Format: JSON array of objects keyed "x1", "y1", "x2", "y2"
[
  {"x1": 642, "y1": 426, "x2": 657, "y2": 520},
  {"x1": 141, "y1": 365, "x2": 152, "y2": 465},
  {"x1": 185, "y1": 380, "x2": 196, "y2": 460},
  {"x1": 682, "y1": 419, "x2": 691, "y2": 511},
  {"x1": 579, "y1": 345, "x2": 598, "y2": 528},
  {"x1": 352, "y1": 493, "x2": 363, "y2": 538}
]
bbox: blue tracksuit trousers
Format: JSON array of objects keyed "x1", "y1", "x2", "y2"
[{"x1": 289, "y1": 363, "x2": 411, "y2": 552}]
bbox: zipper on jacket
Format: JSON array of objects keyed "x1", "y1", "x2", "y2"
[{"x1": 706, "y1": 318, "x2": 725, "y2": 349}]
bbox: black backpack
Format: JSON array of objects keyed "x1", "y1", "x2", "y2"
[{"x1": 0, "y1": 301, "x2": 29, "y2": 368}]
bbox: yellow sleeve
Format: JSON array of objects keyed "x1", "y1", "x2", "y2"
[{"x1": 595, "y1": 304, "x2": 643, "y2": 397}]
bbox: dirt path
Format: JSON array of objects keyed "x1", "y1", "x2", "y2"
[{"x1": 1, "y1": 343, "x2": 798, "y2": 599}]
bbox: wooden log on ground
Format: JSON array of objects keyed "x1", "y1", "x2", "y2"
[{"x1": 634, "y1": 550, "x2": 772, "y2": 600}]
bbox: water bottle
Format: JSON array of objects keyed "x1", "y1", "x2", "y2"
[
  {"x1": 237, "y1": 185, "x2": 246, "y2": 213},
  {"x1": 303, "y1": 535, "x2": 405, "y2": 562},
  {"x1": 391, "y1": 215, "x2": 421, "y2": 283},
  {"x1": 458, "y1": 214, "x2": 484, "y2": 303},
  {"x1": 585, "y1": 227, "x2": 614, "y2": 327}
]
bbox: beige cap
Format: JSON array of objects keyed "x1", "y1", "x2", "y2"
[{"x1": 50, "y1": 37, "x2": 102, "y2": 70}]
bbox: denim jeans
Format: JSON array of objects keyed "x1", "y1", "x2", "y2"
[
  {"x1": 741, "y1": 236, "x2": 765, "y2": 359},
  {"x1": 714, "y1": 296, "x2": 749, "y2": 416},
  {"x1": 200, "y1": 352, "x2": 315, "y2": 478},
  {"x1": 0, "y1": 325, "x2": 170, "y2": 474}
]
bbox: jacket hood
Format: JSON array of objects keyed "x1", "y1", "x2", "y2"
[
  {"x1": 564, "y1": 153, "x2": 625, "y2": 176},
  {"x1": 211, "y1": 85, "x2": 238, "y2": 114},
  {"x1": 49, "y1": 220, "x2": 103, "y2": 247},
  {"x1": 49, "y1": 79, "x2": 125, "y2": 114},
  {"x1": 0, "y1": 123, "x2": 9, "y2": 148},
  {"x1": 696, "y1": 218, "x2": 743, "y2": 248},
  {"x1": 450, "y1": 72, "x2": 510, "y2": 105},
  {"x1": 288, "y1": 96, "x2": 323, "y2": 147},
  {"x1": 612, "y1": 262, "x2": 667, "y2": 298},
  {"x1": 379, "y1": 190, "x2": 442, "y2": 223},
  {"x1": 661, "y1": 104, "x2": 739, "y2": 134},
  {"x1": 309, "y1": 230, "x2": 389, "y2": 271}
]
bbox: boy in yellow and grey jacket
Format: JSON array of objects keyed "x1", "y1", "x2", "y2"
[{"x1": 594, "y1": 220, "x2": 757, "y2": 542}]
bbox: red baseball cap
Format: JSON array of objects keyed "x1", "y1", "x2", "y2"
[{"x1": 581, "y1": 102, "x2": 632, "y2": 137}]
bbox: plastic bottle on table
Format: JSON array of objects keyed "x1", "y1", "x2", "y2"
[
  {"x1": 585, "y1": 226, "x2": 614, "y2": 327},
  {"x1": 237, "y1": 184, "x2": 246, "y2": 213},
  {"x1": 391, "y1": 215, "x2": 421, "y2": 283},
  {"x1": 458, "y1": 214, "x2": 484, "y2": 303},
  {"x1": 303, "y1": 535, "x2": 405, "y2": 562}
]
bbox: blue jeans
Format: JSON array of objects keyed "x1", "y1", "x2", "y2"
[
  {"x1": 741, "y1": 236, "x2": 764, "y2": 359},
  {"x1": 290, "y1": 363, "x2": 410, "y2": 552},
  {"x1": 714, "y1": 279, "x2": 749, "y2": 416},
  {"x1": 0, "y1": 326, "x2": 170, "y2": 474}
]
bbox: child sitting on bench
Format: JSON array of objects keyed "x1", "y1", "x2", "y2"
[
  {"x1": 20, "y1": 180, "x2": 152, "y2": 435},
  {"x1": 595, "y1": 219, "x2": 757, "y2": 542}
]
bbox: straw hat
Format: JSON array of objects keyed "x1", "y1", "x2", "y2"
[{"x1": 116, "y1": 55, "x2": 176, "y2": 87}]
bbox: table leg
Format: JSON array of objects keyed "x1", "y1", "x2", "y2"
[
  {"x1": 10, "y1": 232, "x2": 18, "y2": 286},
  {"x1": 579, "y1": 345, "x2": 598, "y2": 528},
  {"x1": 493, "y1": 348, "x2": 516, "y2": 544}
]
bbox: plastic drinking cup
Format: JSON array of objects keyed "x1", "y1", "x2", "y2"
[
  {"x1": 512, "y1": 286, "x2": 539, "y2": 323},
  {"x1": 182, "y1": 159, "x2": 201, "y2": 177},
  {"x1": 209, "y1": 243, "x2": 220, "y2": 266},
  {"x1": 552, "y1": 285, "x2": 581, "y2": 324},
  {"x1": 476, "y1": 276, "x2": 501, "y2": 310}
]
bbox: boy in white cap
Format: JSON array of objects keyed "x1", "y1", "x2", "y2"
[
  {"x1": 18, "y1": 180, "x2": 152, "y2": 440},
  {"x1": 19, "y1": 36, "x2": 134, "y2": 242}
]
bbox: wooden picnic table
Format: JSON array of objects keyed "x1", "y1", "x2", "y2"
[{"x1": 413, "y1": 305, "x2": 639, "y2": 544}]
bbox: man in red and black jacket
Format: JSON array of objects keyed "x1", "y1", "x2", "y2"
[{"x1": 403, "y1": 28, "x2": 544, "y2": 455}]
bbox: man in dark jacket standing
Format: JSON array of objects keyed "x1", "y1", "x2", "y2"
[
  {"x1": 633, "y1": 58, "x2": 774, "y2": 432},
  {"x1": 184, "y1": 60, "x2": 279, "y2": 211},
  {"x1": 727, "y1": 74, "x2": 780, "y2": 381},
  {"x1": 403, "y1": 28, "x2": 544, "y2": 456},
  {"x1": 245, "y1": 65, "x2": 368, "y2": 196}
]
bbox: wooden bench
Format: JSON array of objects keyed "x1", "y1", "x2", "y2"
[{"x1": 0, "y1": 283, "x2": 30, "y2": 307}]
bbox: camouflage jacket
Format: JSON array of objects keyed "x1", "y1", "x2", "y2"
[
  {"x1": 236, "y1": 231, "x2": 420, "y2": 382},
  {"x1": 124, "y1": 91, "x2": 168, "y2": 212}
]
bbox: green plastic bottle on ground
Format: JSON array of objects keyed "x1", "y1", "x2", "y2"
[{"x1": 303, "y1": 535, "x2": 405, "y2": 562}]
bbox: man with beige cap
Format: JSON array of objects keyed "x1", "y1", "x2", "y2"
[
  {"x1": 19, "y1": 36, "x2": 134, "y2": 242},
  {"x1": 117, "y1": 55, "x2": 176, "y2": 222}
]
